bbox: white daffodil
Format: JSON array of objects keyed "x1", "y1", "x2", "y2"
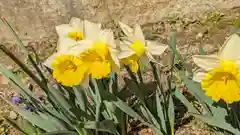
[
  {"x1": 56, "y1": 17, "x2": 101, "y2": 51},
  {"x1": 192, "y1": 34, "x2": 240, "y2": 104},
  {"x1": 117, "y1": 22, "x2": 168, "y2": 72},
  {"x1": 44, "y1": 18, "x2": 101, "y2": 67},
  {"x1": 50, "y1": 27, "x2": 120, "y2": 87}
]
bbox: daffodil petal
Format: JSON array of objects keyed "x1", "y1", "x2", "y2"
[
  {"x1": 58, "y1": 36, "x2": 79, "y2": 51},
  {"x1": 130, "y1": 61, "x2": 139, "y2": 73},
  {"x1": 109, "y1": 48, "x2": 120, "y2": 73},
  {"x1": 235, "y1": 58, "x2": 240, "y2": 71},
  {"x1": 218, "y1": 34, "x2": 240, "y2": 60},
  {"x1": 44, "y1": 53, "x2": 60, "y2": 68},
  {"x1": 55, "y1": 24, "x2": 82, "y2": 51},
  {"x1": 69, "y1": 17, "x2": 84, "y2": 32},
  {"x1": 100, "y1": 29, "x2": 116, "y2": 48},
  {"x1": 118, "y1": 50, "x2": 136, "y2": 59},
  {"x1": 146, "y1": 41, "x2": 168, "y2": 56},
  {"x1": 67, "y1": 40, "x2": 93, "y2": 56},
  {"x1": 55, "y1": 24, "x2": 75, "y2": 37},
  {"x1": 134, "y1": 24, "x2": 145, "y2": 44},
  {"x1": 84, "y1": 20, "x2": 101, "y2": 40},
  {"x1": 119, "y1": 21, "x2": 133, "y2": 37},
  {"x1": 90, "y1": 61, "x2": 111, "y2": 79},
  {"x1": 193, "y1": 72, "x2": 206, "y2": 82},
  {"x1": 192, "y1": 55, "x2": 220, "y2": 71},
  {"x1": 80, "y1": 74, "x2": 89, "y2": 88},
  {"x1": 119, "y1": 41, "x2": 132, "y2": 50}
]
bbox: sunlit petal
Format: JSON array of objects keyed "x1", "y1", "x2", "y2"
[
  {"x1": 80, "y1": 74, "x2": 89, "y2": 88},
  {"x1": 84, "y1": 20, "x2": 101, "y2": 40},
  {"x1": 109, "y1": 48, "x2": 120, "y2": 73},
  {"x1": 55, "y1": 24, "x2": 75, "y2": 37},
  {"x1": 218, "y1": 34, "x2": 240, "y2": 60},
  {"x1": 134, "y1": 24, "x2": 145, "y2": 44},
  {"x1": 193, "y1": 72, "x2": 206, "y2": 82},
  {"x1": 44, "y1": 53, "x2": 60, "y2": 68},
  {"x1": 100, "y1": 29, "x2": 116, "y2": 48},
  {"x1": 119, "y1": 21, "x2": 133, "y2": 37},
  {"x1": 192, "y1": 55, "x2": 220, "y2": 71},
  {"x1": 69, "y1": 17, "x2": 84, "y2": 32},
  {"x1": 235, "y1": 57, "x2": 240, "y2": 71},
  {"x1": 67, "y1": 40, "x2": 93, "y2": 56},
  {"x1": 146, "y1": 40, "x2": 168, "y2": 56},
  {"x1": 118, "y1": 50, "x2": 135, "y2": 59},
  {"x1": 58, "y1": 37, "x2": 79, "y2": 51}
]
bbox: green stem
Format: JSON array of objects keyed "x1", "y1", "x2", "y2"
[
  {"x1": 95, "y1": 104, "x2": 101, "y2": 135},
  {"x1": 120, "y1": 111, "x2": 127, "y2": 135},
  {"x1": 92, "y1": 79, "x2": 103, "y2": 135},
  {"x1": 75, "y1": 127, "x2": 87, "y2": 135}
]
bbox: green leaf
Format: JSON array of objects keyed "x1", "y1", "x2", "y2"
[
  {"x1": 69, "y1": 108, "x2": 94, "y2": 121},
  {"x1": 39, "y1": 131, "x2": 78, "y2": 135},
  {"x1": 79, "y1": 120, "x2": 120, "y2": 135},
  {"x1": 170, "y1": 32, "x2": 177, "y2": 52},
  {"x1": 169, "y1": 32, "x2": 183, "y2": 61},
  {"x1": 156, "y1": 91, "x2": 167, "y2": 133},
  {"x1": 73, "y1": 86, "x2": 87, "y2": 111},
  {"x1": 48, "y1": 85, "x2": 76, "y2": 118},
  {"x1": 42, "y1": 104, "x2": 73, "y2": 127},
  {"x1": 0, "y1": 45, "x2": 50, "y2": 97},
  {"x1": 18, "y1": 118, "x2": 38, "y2": 135},
  {"x1": 192, "y1": 114, "x2": 240, "y2": 135},
  {"x1": 100, "y1": 89, "x2": 145, "y2": 123},
  {"x1": 174, "y1": 90, "x2": 199, "y2": 114},
  {"x1": 180, "y1": 72, "x2": 213, "y2": 115},
  {"x1": 167, "y1": 95, "x2": 174, "y2": 135},
  {"x1": 0, "y1": 64, "x2": 37, "y2": 99},
  {"x1": 1, "y1": 18, "x2": 28, "y2": 54},
  {"x1": 4, "y1": 117, "x2": 29, "y2": 135},
  {"x1": 140, "y1": 105, "x2": 160, "y2": 130},
  {"x1": 103, "y1": 101, "x2": 117, "y2": 121},
  {"x1": 38, "y1": 112, "x2": 67, "y2": 130},
  {"x1": 0, "y1": 64, "x2": 41, "y2": 109},
  {"x1": 122, "y1": 77, "x2": 145, "y2": 106},
  {"x1": 11, "y1": 104, "x2": 60, "y2": 132},
  {"x1": 140, "y1": 105, "x2": 153, "y2": 123},
  {"x1": 199, "y1": 46, "x2": 206, "y2": 55}
]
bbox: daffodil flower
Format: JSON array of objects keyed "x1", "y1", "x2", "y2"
[
  {"x1": 56, "y1": 17, "x2": 101, "y2": 51},
  {"x1": 50, "y1": 29, "x2": 120, "y2": 87},
  {"x1": 69, "y1": 29, "x2": 120, "y2": 81},
  {"x1": 193, "y1": 34, "x2": 240, "y2": 104},
  {"x1": 51, "y1": 54, "x2": 88, "y2": 86},
  {"x1": 44, "y1": 19, "x2": 102, "y2": 87},
  {"x1": 44, "y1": 18, "x2": 101, "y2": 67},
  {"x1": 118, "y1": 22, "x2": 168, "y2": 72}
]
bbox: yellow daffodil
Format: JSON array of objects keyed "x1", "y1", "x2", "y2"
[
  {"x1": 118, "y1": 22, "x2": 168, "y2": 72},
  {"x1": 51, "y1": 55, "x2": 88, "y2": 86},
  {"x1": 44, "y1": 18, "x2": 101, "y2": 67},
  {"x1": 193, "y1": 34, "x2": 240, "y2": 104},
  {"x1": 70, "y1": 29, "x2": 120, "y2": 79},
  {"x1": 44, "y1": 19, "x2": 102, "y2": 87}
]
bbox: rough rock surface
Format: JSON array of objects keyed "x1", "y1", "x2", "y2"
[{"x1": 0, "y1": 0, "x2": 240, "y2": 41}]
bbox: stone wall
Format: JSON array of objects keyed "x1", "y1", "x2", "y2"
[{"x1": 0, "y1": 0, "x2": 239, "y2": 42}]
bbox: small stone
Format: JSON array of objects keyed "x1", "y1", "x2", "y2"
[
  {"x1": 9, "y1": 111, "x2": 18, "y2": 120},
  {"x1": 196, "y1": 32, "x2": 204, "y2": 39},
  {"x1": 0, "y1": 74, "x2": 8, "y2": 85}
]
